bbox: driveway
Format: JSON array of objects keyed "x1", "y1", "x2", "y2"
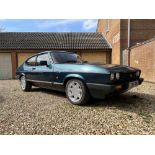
[{"x1": 0, "y1": 80, "x2": 155, "y2": 134}]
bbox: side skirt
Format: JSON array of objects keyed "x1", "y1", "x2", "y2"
[{"x1": 26, "y1": 79, "x2": 65, "y2": 92}]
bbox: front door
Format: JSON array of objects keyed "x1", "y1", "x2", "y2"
[{"x1": 33, "y1": 53, "x2": 54, "y2": 88}]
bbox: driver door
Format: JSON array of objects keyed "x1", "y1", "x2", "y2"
[{"x1": 33, "y1": 52, "x2": 54, "y2": 88}]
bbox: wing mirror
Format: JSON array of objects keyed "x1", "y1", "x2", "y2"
[{"x1": 40, "y1": 61, "x2": 48, "y2": 66}]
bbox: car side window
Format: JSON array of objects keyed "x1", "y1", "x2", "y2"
[
  {"x1": 26, "y1": 56, "x2": 37, "y2": 66},
  {"x1": 37, "y1": 53, "x2": 50, "y2": 66}
]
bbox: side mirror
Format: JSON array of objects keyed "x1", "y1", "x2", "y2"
[{"x1": 40, "y1": 60, "x2": 48, "y2": 66}]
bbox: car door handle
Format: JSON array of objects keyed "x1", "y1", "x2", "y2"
[{"x1": 32, "y1": 67, "x2": 36, "y2": 70}]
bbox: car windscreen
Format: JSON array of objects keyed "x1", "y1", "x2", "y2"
[{"x1": 51, "y1": 52, "x2": 82, "y2": 64}]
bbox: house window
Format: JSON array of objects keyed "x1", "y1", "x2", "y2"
[{"x1": 105, "y1": 19, "x2": 109, "y2": 33}]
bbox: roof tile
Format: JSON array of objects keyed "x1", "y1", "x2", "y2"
[{"x1": 0, "y1": 32, "x2": 111, "y2": 50}]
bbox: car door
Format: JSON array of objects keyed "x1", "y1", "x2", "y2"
[
  {"x1": 25, "y1": 55, "x2": 38, "y2": 80},
  {"x1": 33, "y1": 52, "x2": 54, "y2": 88}
]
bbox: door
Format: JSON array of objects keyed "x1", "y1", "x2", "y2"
[
  {"x1": 33, "y1": 53, "x2": 54, "y2": 88},
  {"x1": 0, "y1": 53, "x2": 12, "y2": 79},
  {"x1": 81, "y1": 52, "x2": 107, "y2": 63}
]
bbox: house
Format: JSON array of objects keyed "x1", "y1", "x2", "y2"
[
  {"x1": 97, "y1": 19, "x2": 155, "y2": 64},
  {"x1": 0, "y1": 32, "x2": 111, "y2": 80}
]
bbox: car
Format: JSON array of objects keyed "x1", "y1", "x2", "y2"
[{"x1": 16, "y1": 51, "x2": 144, "y2": 105}]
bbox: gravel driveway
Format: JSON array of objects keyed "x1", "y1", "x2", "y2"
[{"x1": 0, "y1": 80, "x2": 155, "y2": 134}]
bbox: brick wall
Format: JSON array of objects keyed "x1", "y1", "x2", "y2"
[
  {"x1": 130, "y1": 20, "x2": 155, "y2": 46},
  {"x1": 97, "y1": 19, "x2": 121, "y2": 64},
  {"x1": 97, "y1": 19, "x2": 155, "y2": 66},
  {"x1": 128, "y1": 38, "x2": 155, "y2": 82}
]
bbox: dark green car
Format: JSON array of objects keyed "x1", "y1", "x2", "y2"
[{"x1": 16, "y1": 51, "x2": 143, "y2": 105}]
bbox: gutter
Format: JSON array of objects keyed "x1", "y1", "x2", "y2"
[
  {"x1": 128, "y1": 19, "x2": 131, "y2": 48},
  {"x1": 128, "y1": 19, "x2": 131, "y2": 66}
]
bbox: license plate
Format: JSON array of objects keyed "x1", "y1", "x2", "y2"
[{"x1": 129, "y1": 80, "x2": 139, "y2": 89}]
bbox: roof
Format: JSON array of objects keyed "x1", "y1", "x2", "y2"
[{"x1": 0, "y1": 32, "x2": 111, "y2": 50}]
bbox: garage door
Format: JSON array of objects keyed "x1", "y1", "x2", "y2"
[
  {"x1": 81, "y1": 52, "x2": 106, "y2": 63},
  {"x1": 18, "y1": 53, "x2": 36, "y2": 67},
  {"x1": 0, "y1": 53, "x2": 12, "y2": 79}
]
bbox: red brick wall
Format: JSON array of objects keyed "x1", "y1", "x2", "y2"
[
  {"x1": 130, "y1": 19, "x2": 155, "y2": 46},
  {"x1": 129, "y1": 38, "x2": 155, "y2": 82},
  {"x1": 97, "y1": 19, "x2": 121, "y2": 64},
  {"x1": 97, "y1": 19, "x2": 155, "y2": 65}
]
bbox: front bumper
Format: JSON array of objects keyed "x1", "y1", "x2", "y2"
[{"x1": 87, "y1": 78, "x2": 144, "y2": 99}]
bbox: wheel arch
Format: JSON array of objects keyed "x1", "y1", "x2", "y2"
[
  {"x1": 63, "y1": 74, "x2": 86, "y2": 87},
  {"x1": 19, "y1": 73, "x2": 26, "y2": 79}
]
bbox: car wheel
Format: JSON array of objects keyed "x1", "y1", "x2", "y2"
[
  {"x1": 65, "y1": 79, "x2": 90, "y2": 105},
  {"x1": 20, "y1": 75, "x2": 32, "y2": 91}
]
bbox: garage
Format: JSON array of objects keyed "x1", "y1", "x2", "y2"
[
  {"x1": 17, "y1": 52, "x2": 36, "y2": 67},
  {"x1": 0, "y1": 53, "x2": 12, "y2": 79},
  {"x1": 81, "y1": 51, "x2": 107, "y2": 63},
  {"x1": 0, "y1": 32, "x2": 112, "y2": 79}
]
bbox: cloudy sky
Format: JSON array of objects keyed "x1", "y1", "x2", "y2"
[{"x1": 0, "y1": 19, "x2": 98, "y2": 32}]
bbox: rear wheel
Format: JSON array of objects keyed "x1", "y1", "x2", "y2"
[
  {"x1": 65, "y1": 79, "x2": 90, "y2": 105},
  {"x1": 20, "y1": 75, "x2": 32, "y2": 91}
]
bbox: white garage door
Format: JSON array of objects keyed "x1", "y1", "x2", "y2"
[{"x1": 0, "y1": 53, "x2": 12, "y2": 79}]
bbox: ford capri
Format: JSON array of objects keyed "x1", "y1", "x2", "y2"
[{"x1": 16, "y1": 51, "x2": 143, "y2": 105}]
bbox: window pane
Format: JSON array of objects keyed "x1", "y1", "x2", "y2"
[
  {"x1": 27, "y1": 56, "x2": 36, "y2": 66},
  {"x1": 37, "y1": 53, "x2": 49, "y2": 65},
  {"x1": 51, "y1": 52, "x2": 82, "y2": 63}
]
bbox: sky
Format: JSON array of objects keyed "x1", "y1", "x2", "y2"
[{"x1": 0, "y1": 19, "x2": 98, "y2": 32}]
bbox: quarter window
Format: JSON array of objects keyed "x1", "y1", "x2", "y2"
[
  {"x1": 37, "y1": 53, "x2": 50, "y2": 65},
  {"x1": 26, "y1": 56, "x2": 37, "y2": 66}
]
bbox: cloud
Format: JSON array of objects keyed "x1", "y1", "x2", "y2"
[
  {"x1": 82, "y1": 19, "x2": 97, "y2": 30},
  {"x1": 38, "y1": 19, "x2": 84, "y2": 29}
]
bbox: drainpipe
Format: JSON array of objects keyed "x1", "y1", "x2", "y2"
[{"x1": 128, "y1": 19, "x2": 131, "y2": 66}]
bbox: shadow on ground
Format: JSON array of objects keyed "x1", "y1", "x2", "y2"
[{"x1": 30, "y1": 87, "x2": 155, "y2": 115}]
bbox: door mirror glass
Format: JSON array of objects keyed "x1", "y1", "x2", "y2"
[{"x1": 40, "y1": 60, "x2": 48, "y2": 66}]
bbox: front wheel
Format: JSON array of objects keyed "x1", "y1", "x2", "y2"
[
  {"x1": 20, "y1": 75, "x2": 32, "y2": 91},
  {"x1": 65, "y1": 79, "x2": 90, "y2": 105}
]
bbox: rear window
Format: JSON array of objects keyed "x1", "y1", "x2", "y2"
[{"x1": 51, "y1": 52, "x2": 82, "y2": 64}]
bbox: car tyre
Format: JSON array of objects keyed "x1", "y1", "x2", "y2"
[
  {"x1": 65, "y1": 79, "x2": 90, "y2": 105},
  {"x1": 20, "y1": 75, "x2": 32, "y2": 91}
]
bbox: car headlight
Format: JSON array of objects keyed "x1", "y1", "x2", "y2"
[
  {"x1": 136, "y1": 71, "x2": 140, "y2": 77},
  {"x1": 110, "y1": 73, "x2": 115, "y2": 80},
  {"x1": 116, "y1": 73, "x2": 120, "y2": 80}
]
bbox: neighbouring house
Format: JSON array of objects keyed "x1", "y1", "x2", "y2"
[
  {"x1": 97, "y1": 19, "x2": 155, "y2": 64},
  {"x1": 97, "y1": 19, "x2": 155, "y2": 82},
  {"x1": 0, "y1": 32, "x2": 111, "y2": 80}
]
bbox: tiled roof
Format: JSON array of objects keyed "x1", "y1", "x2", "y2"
[{"x1": 0, "y1": 32, "x2": 111, "y2": 50}]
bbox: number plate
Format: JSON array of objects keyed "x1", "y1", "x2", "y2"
[{"x1": 129, "y1": 80, "x2": 139, "y2": 89}]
